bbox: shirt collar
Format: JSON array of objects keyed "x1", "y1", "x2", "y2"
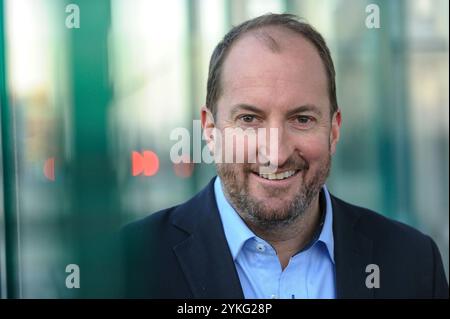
[
  {"x1": 214, "y1": 177, "x2": 254, "y2": 260},
  {"x1": 319, "y1": 184, "x2": 335, "y2": 263},
  {"x1": 214, "y1": 176, "x2": 335, "y2": 263}
]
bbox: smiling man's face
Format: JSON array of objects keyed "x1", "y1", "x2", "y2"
[{"x1": 203, "y1": 26, "x2": 341, "y2": 230}]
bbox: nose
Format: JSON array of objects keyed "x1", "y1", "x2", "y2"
[{"x1": 258, "y1": 124, "x2": 294, "y2": 170}]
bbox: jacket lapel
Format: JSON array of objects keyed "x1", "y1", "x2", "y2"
[
  {"x1": 170, "y1": 179, "x2": 375, "y2": 299},
  {"x1": 171, "y1": 178, "x2": 244, "y2": 299},
  {"x1": 332, "y1": 195, "x2": 375, "y2": 299}
]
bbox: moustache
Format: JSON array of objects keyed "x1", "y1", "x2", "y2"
[{"x1": 244, "y1": 156, "x2": 310, "y2": 173}]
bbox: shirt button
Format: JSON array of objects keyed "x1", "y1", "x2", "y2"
[{"x1": 256, "y1": 243, "x2": 265, "y2": 252}]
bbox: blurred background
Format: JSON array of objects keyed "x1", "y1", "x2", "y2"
[{"x1": 0, "y1": 0, "x2": 448, "y2": 298}]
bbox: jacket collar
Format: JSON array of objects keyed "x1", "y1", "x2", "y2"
[
  {"x1": 170, "y1": 177, "x2": 374, "y2": 299},
  {"x1": 171, "y1": 177, "x2": 244, "y2": 298},
  {"x1": 331, "y1": 195, "x2": 375, "y2": 299}
]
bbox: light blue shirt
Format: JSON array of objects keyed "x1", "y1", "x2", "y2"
[{"x1": 214, "y1": 177, "x2": 336, "y2": 299}]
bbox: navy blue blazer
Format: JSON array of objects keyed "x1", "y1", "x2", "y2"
[{"x1": 121, "y1": 177, "x2": 449, "y2": 298}]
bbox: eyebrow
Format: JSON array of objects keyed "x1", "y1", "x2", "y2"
[
  {"x1": 230, "y1": 104, "x2": 266, "y2": 118},
  {"x1": 230, "y1": 103, "x2": 322, "y2": 118},
  {"x1": 285, "y1": 105, "x2": 322, "y2": 118}
]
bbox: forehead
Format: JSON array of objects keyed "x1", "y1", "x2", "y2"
[{"x1": 219, "y1": 26, "x2": 329, "y2": 114}]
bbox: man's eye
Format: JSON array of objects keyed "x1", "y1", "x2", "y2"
[
  {"x1": 296, "y1": 116, "x2": 312, "y2": 124},
  {"x1": 239, "y1": 115, "x2": 256, "y2": 123},
  {"x1": 292, "y1": 115, "x2": 316, "y2": 129}
]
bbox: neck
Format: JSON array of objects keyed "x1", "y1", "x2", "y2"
[{"x1": 246, "y1": 194, "x2": 322, "y2": 270}]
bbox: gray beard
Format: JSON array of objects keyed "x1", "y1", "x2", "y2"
[{"x1": 217, "y1": 155, "x2": 331, "y2": 232}]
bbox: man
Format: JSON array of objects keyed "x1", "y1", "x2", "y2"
[{"x1": 122, "y1": 14, "x2": 448, "y2": 298}]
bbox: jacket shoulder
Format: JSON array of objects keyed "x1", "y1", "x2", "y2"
[
  {"x1": 332, "y1": 195, "x2": 431, "y2": 244},
  {"x1": 121, "y1": 204, "x2": 186, "y2": 247},
  {"x1": 332, "y1": 195, "x2": 448, "y2": 298}
]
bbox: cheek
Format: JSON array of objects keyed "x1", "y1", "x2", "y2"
[{"x1": 296, "y1": 134, "x2": 330, "y2": 163}]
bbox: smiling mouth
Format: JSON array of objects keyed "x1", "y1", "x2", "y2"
[{"x1": 253, "y1": 169, "x2": 300, "y2": 180}]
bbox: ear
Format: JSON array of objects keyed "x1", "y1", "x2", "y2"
[
  {"x1": 201, "y1": 106, "x2": 216, "y2": 152},
  {"x1": 330, "y1": 109, "x2": 342, "y2": 155}
]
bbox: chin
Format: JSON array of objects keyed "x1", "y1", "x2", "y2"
[
  {"x1": 250, "y1": 186, "x2": 300, "y2": 202},
  {"x1": 249, "y1": 195, "x2": 293, "y2": 214}
]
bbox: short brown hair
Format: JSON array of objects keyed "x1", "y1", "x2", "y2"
[{"x1": 206, "y1": 13, "x2": 338, "y2": 118}]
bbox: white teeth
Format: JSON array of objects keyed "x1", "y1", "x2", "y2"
[{"x1": 258, "y1": 170, "x2": 296, "y2": 180}]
